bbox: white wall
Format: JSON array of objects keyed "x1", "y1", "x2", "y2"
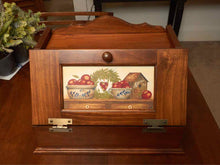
[{"x1": 73, "y1": 0, "x2": 220, "y2": 41}]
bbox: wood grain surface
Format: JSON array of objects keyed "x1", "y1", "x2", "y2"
[
  {"x1": 30, "y1": 50, "x2": 61, "y2": 125},
  {"x1": 46, "y1": 33, "x2": 173, "y2": 49},
  {"x1": 30, "y1": 49, "x2": 187, "y2": 126},
  {"x1": 46, "y1": 15, "x2": 171, "y2": 49},
  {"x1": 156, "y1": 49, "x2": 188, "y2": 125},
  {"x1": 64, "y1": 99, "x2": 153, "y2": 110},
  {"x1": 33, "y1": 126, "x2": 185, "y2": 154},
  {"x1": 0, "y1": 65, "x2": 220, "y2": 164},
  {"x1": 34, "y1": 27, "x2": 52, "y2": 49}
]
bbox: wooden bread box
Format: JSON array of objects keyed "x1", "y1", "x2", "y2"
[{"x1": 30, "y1": 15, "x2": 188, "y2": 131}]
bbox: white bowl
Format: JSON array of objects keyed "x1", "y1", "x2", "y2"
[
  {"x1": 108, "y1": 88, "x2": 132, "y2": 99},
  {"x1": 66, "y1": 85, "x2": 96, "y2": 99}
]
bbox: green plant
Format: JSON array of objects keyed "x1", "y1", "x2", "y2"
[
  {"x1": 0, "y1": 2, "x2": 19, "y2": 53},
  {"x1": 0, "y1": 2, "x2": 45, "y2": 54},
  {"x1": 91, "y1": 68, "x2": 121, "y2": 99}
]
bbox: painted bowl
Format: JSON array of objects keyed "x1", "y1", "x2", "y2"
[
  {"x1": 108, "y1": 88, "x2": 132, "y2": 99},
  {"x1": 66, "y1": 85, "x2": 96, "y2": 99}
]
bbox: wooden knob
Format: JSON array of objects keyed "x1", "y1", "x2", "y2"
[{"x1": 102, "y1": 52, "x2": 113, "y2": 63}]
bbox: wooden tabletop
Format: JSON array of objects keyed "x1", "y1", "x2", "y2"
[{"x1": 0, "y1": 64, "x2": 220, "y2": 164}]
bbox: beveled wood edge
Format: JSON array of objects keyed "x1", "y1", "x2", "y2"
[
  {"x1": 31, "y1": 48, "x2": 187, "y2": 51},
  {"x1": 85, "y1": 15, "x2": 165, "y2": 30},
  {"x1": 61, "y1": 109, "x2": 156, "y2": 113},
  {"x1": 41, "y1": 20, "x2": 89, "y2": 26},
  {"x1": 64, "y1": 98, "x2": 153, "y2": 102},
  {"x1": 34, "y1": 147, "x2": 184, "y2": 154},
  {"x1": 34, "y1": 27, "x2": 52, "y2": 49},
  {"x1": 52, "y1": 15, "x2": 166, "y2": 34},
  {"x1": 166, "y1": 25, "x2": 181, "y2": 48}
]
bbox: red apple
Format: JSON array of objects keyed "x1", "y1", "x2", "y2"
[
  {"x1": 75, "y1": 79, "x2": 82, "y2": 85},
  {"x1": 68, "y1": 79, "x2": 77, "y2": 85},
  {"x1": 81, "y1": 74, "x2": 91, "y2": 81},
  {"x1": 118, "y1": 81, "x2": 129, "y2": 88},
  {"x1": 124, "y1": 85, "x2": 131, "y2": 88},
  {"x1": 122, "y1": 83, "x2": 130, "y2": 88},
  {"x1": 142, "y1": 90, "x2": 152, "y2": 99},
  {"x1": 80, "y1": 80, "x2": 87, "y2": 85},
  {"x1": 86, "y1": 80, "x2": 94, "y2": 85},
  {"x1": 113, "y1": 82, "x2": 122, "y2": 88},
  {"x1": 120, "y1": 80, "x2": 126, "y2": 84}
]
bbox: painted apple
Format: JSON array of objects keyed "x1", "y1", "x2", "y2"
[
  {"x1": 81, "y1": 74, "x2": 91, "y2": 81},
  {"x1": 142, "y1": 90, "x2": 152, "y2": 99},
  {"x1": 112, "y1": 82, "x2": 121, "y2": 88},
  {"x1": 120, "y1": 80, "x2": 126, "y2": 84},
  {"x1": 80, "y1": 79, "x2": 87, "y2": 85},
  {"x1": 68, "y1": 79, "x2": 77, "y2": 85},
  {"x1": 86, "y1": 80, "x2": 94, "y2": 85},
  {"x1": 113, "y1": 81, "x2": 130, "y2": 88},
  {"x1": 124, "y1": 85, "x2": 131, "y2": 88},
  {"x1": 75, "y1": 79, "x2": 82, "y2": 85},
  {"x1": 100, "y1": 82, "x2": 108, "y2": 90}
]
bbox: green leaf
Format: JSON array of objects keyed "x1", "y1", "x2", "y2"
[
  {"x1": 72, "y1": 75, "x2": 79, "y2": 78},
  {"x1": 22, "y1": 38, "x2": 37, "y2": 46},
  {"x1": 91, "y1": 68, "x2": 121, "y2": 99},
  {"x1": 2, "y1": 47, "x2": 13, "y2": 53},
  {"x1": 5, "y1": 39, "x2": 22, "y2": 47}
]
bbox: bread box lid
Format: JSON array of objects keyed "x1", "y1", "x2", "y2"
[{"x1": 45, "y1": 15, "x2": 181, "y2": 50}]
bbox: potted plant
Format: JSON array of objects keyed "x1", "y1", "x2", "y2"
[
  {"x1": 11, "y1": 5, "x2": 45, "y2": 63},
  {"x1": 0, "y1": 2, "x2": 45, "y2": 76},
  {"x1": 0, "y1": 2, "x2": 22, "y2": 76},
  {"x1": 3, "y1": 2, "x2": 45, "y2": 63}
]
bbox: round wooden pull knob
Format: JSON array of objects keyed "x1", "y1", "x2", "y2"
[{"x1": 102, "y1": 52, "x2": 113, "y2": 63}]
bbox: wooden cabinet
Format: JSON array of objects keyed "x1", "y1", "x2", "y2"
[{"x1": 30, "y1": 16, "x2": 187, "y2": 127}]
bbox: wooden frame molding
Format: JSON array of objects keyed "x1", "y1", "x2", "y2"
[
  {"x1": 34, "y1": 147, "x2": 184, "y2": 154},
  {"x1": 30, "y1": 49, "x2": 187, "y2": 126}
]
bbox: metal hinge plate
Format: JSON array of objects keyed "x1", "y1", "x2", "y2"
[
  {"x1": 143, "y1": 119, "x2": 168, "y2": 133},
  {"x1": 48, "y1": 118, "x2": 72, "y2": 132}
]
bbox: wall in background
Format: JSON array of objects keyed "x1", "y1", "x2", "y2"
[{"x1": 73, "y1": 0, "x2": 220, "y2": 41}]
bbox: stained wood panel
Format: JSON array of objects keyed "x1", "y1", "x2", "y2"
[
  {"x1": 30, "y1": 49, "x2": 187, "y2": 125},
  {"x1": 46, "y1": 33, "x2": 172, "y2": 49},
  {"x1": 33, "y1": 126, "x2": 185, "y2": 154},
  {"x1": 46, "y1": 15, "x2": 172, "y2": 49},
  {"x1": 30, "y1": 50, "x2": 61, "y2": 125},
  {"x1": 156, "y1": 49, "x2": 188, "y2": 125}
]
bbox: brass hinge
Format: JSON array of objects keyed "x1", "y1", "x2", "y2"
[
  {"x1": 48, "y1": 118, "x2": 72, "y2": 132},
  {"x1": 143, "y1": 119, "x2": 168, "y2": 133}
]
